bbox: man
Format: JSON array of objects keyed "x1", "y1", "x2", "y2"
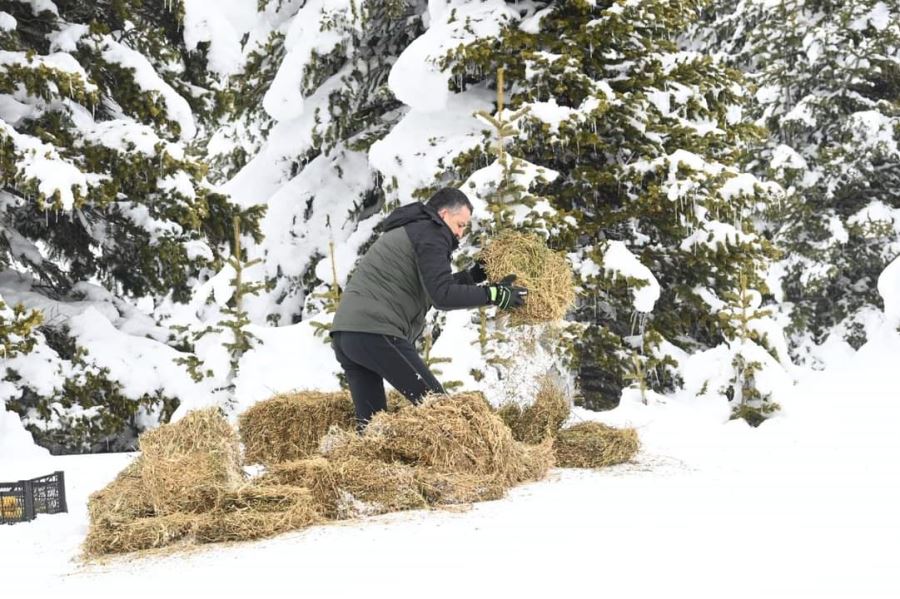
[{"x1": 331, "y1": 187, "x2": 527, "y2": 430}]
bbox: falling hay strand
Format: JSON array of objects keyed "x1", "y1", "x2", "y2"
[
  {"x1": 480, "y1": 230, "x2": 575, "y2": 325},
  {"x1": 239, "y1": 391, "x2": 355, "y2": 465},
  {"x1": 553, "y1": 422, "x2": 640, "y2": 468},
  {"x1": 497, "y1": 376, "x2": 571, "y2": 444},
  {"x1": 139, "y1": 407, "x2": 244, "y2": 515}
]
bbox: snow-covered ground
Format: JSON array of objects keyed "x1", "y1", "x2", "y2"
[{"x1": 2, "y1": 328, "x2": 898, "y2": 599}]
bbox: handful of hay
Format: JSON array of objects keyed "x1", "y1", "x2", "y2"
[{"x1": 480, "y1": 230, "x2": 575, "y2": 324}]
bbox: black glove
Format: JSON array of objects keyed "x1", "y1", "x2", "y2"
[
  {"x1": 487, "y1": 274, "x2": 528, "y2": 309},
  {"x1": 468, "y1": 259, "x2": 488, "y2": 284}
]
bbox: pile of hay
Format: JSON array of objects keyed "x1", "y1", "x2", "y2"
[
  {"x1": 85, "y1": 408, "x2": 320, "y2": 557},
  {"x1": 497, "y1": 376, "x2": 571, "y2": 444},
  {"x1": 239, "y1": 391, "x2": 355, "y2": 465},
  {"x1": 480, "y1": 230, "x2": 575, "y2": 324},
  {"x1": 321, "y1": 393, "x2": 554, "y2": 505},
  {"x1": 86, "y1": 388, "x2": 638, "y2": 559},
  {"x1": 553, "y1": 422, "x2": 640, "y2": 468}
]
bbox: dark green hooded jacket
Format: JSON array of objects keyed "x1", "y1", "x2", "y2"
[{"x1": 331, "y1": 202, "x2": 489, "y2": 342}]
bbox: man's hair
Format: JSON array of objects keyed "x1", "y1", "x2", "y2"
[{"x1": 427, "y1": 188, "x2": 473, "y2": 214}]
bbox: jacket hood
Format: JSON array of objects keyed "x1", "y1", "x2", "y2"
[{"x1": 381, "y1": 202, "x2": 458, "y2": 248}]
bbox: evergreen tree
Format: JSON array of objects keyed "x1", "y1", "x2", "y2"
[
  {"x1": 438, "y1": 0, "x2": 784, "y2": 410},
  {"x1": 210, "y1": 0, "x2": 425, "y2": 326},
  {"x1": 0, "y1": 0, "x2": 259, "y2": 452},
  {"x1": 701, "y1": 0, "x2": 900, "y2": 355}
]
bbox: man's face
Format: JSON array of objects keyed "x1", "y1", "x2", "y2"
[{"x1": 439, "y1": 206, "x2": 471, "y2": 240}]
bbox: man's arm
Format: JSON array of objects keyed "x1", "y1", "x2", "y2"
[{"x1": 410, "y1": 231, "x2": 488, "y2": 310}]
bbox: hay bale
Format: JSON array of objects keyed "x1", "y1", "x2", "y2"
[
  {"x1": 87, "y1": 458, "x2": 154, "y2": 526},
  {"x1": 84, "y1": 512, "x2": 199, "y2": 556},
  {"x1": 195, "y1": 485, "x2": 321, "y2": 543},
  {"x1": 497, "y1": 376, "x2": 571, "y2": 444},
  {"x1": 139, "y1": 407, "x2": 244, "y2": 515},
  {"x1": 480, "y1": 230, "x2": 575, "y2": 325},
  {"x1": 553, "y1": 422, "x2": 640, "y2": 468},
  {"x1": 260, "y1": 456, "x2": 427, "y2": 519},
  {"x1": 239, "y1": 391, "x2": 355, "y2": 465},
  {"x1": 337, "y1": 393, "x2": 516, "y2": 475}
]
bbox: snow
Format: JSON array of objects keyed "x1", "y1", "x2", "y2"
[
  {"x1": 770, "y1": 143, "x2": 807, "y2": 171},
  {"x1": 680, "y1": 221, "x2": 757, "y2": 251},
  {"x1": 3, "y1": 3, "x2": 900, "y2": 596},
  {"x1": 850, "y1": 1, "x2": 892, "y2": 31},
  {"x1": 262, "y1": 0, "x2": 358, "y2": 121},
  {"x1": 1, "y1": 119, "x2": 101, "y2": 210},
  {"x1": 15, "y1": 0, "x2": 57, "y2": 16},
  {"x1": 848, "y1": 110, "x2": 899, "y2": 156},
  {"x1": 47, "y1": 23, "x2": 89, "y2": 52},
  {"x1": 99, "y1": 37, "x2": 197, "y2": 140},
  {"x1": 878, "y1": 255, "x2": 900, "y2": 327},
  {"x1": 182, "y1": 0, "x2": 258, "y2": 77},
  {"x1": 601, "y1": 241, "x2": 660, "y2": 313},
  {"x1": 0, "y1": 11, "x2": 16, "y2": 31},
  {"x1": 3, "y1": 328, "x2": 899, "y2": 598},
  {"x1": 388, "y1": 0, "x2": 517, "y2": 112},
  {"x1": 0, "y1": 94, "x2": 36, "y2": 125},
  {"x1": 369, "y1": 88, "x2": 493, "y2": 206},
  {"x1": 522, "y1": 98, "x2": 578, "y2": 135},
  {"x1": 0, "y1": 405, "x2": 48, "y2": 460},
  {"x1": 83, "y1": 119, "x2": 162, "y2": 155},
  {"x1": 66, "y1": 307, "x2": 214, "y2": 403}
]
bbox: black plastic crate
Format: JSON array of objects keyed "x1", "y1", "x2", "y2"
[{"x1": 0, "y1": 471, "x2": 67, "y2": 525}]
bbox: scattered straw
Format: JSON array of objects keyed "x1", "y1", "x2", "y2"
[
  {"x1": 553, "y1": 422, "x2": 640, "y2": 468},
  {"x1": 239, "y1": 391, "x2": 355, "y2": 465},
  {"x1": 480, "y1": 230, "x2": 575, "y2": 325}
]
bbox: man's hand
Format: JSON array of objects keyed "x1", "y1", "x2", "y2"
[
  {"x1": 468, "y1": 259, "x2": 488, "y2": 284},
  {"x1": 487, "y1": 274, "x2": 528, "y2": 309}
]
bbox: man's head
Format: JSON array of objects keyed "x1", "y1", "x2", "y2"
[{"x1": 427, "y1": 188, "x2": 472, "y2": 240}]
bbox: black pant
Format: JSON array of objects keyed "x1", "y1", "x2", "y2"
[{"x1": 331, "y1": 331, "x2": 445, "y2": 430}]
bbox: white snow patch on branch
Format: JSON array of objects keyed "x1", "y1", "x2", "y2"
[
  {"x1": 100, "y1": 37, "x2": 197, "y2": 140},
  {"x1": 389, "y1": 0, "x2": 517, "y2": 112},
  {"x1": 602, "y1": 241, "x2": 660, "y2": 313}
]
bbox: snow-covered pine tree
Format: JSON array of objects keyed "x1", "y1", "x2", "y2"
[
  {"x1": 438, "y1": 0, "x2": 784, "y2": 411},
  {"x1": 211, "y1": 0, "x2": 426, "y2": 328},
  {"x1": 701, "y1": 0, "x2": 900, "y2": 356},
  {"x1": 0, "y1": 0, "x2": 258, "y2": 452}
]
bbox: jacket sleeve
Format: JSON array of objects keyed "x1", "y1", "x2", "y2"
[
  {"x1": 452, "y1": 269, "x2": 476, "y2": 285},
  {"x1": 409, "y1": 226, "x2": 489, "y2": 310}
]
